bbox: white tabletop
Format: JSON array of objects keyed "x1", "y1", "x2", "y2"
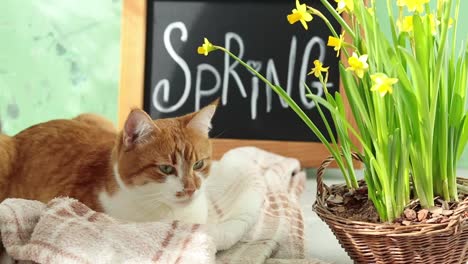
[{"x1": 301, "y1": 168, "x2": 354, "y2": 263}]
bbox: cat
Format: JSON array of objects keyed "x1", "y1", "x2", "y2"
[{"x1": 0, "y1": 101, "x2": 218, "y2": 225}]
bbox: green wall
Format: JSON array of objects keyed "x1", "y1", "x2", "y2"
[
  {"x1": 0, "y1": 0, "x2": 121, "y2": 134},
  {"x1": 1, "y1": 0, "x2": 468, "y2": 167}
]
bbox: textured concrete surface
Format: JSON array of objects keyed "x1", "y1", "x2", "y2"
[{"x1": 301, "y1": 169, "x2": 355, "y2": 263}]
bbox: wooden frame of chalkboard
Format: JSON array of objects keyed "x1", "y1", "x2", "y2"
[{"x1": 118, "y1": 0, "x2": 358, "y2": 168}]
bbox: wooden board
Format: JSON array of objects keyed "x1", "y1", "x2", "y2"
[
  {"x1": 119, "y1": 0, "x2": 146, "y2": 124},
  {"x1": 119, "y1": 0, "x2": 359, "y2": 168}
]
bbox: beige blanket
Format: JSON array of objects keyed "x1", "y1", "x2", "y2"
[{"x1": 0, "y1": 147, "x2": 328, "y2": 264}]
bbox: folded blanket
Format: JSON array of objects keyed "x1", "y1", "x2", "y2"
[{"x1": 0, "y1": 147, "x2": 329, "y2": 264}]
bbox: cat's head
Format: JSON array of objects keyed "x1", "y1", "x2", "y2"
[{"x1": 112, "y1": 101, "x2": 218, "y2": 206}]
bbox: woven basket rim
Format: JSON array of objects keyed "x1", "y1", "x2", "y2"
[{"x1": 312, "y1": 153, "x2": 468, "y2": 236}]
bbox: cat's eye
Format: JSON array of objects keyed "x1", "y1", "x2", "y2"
[
  {"x1": 193, "y1": 160, "x2": 204, "y2": 170},
  {"x1": 158, "y1": 165, "x2": 175, "y2": 175}
]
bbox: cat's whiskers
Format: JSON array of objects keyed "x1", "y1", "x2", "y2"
[
  {"x1": 138, "y1": 194, "x2": 167, "y2": 208},
  {"x1": 138, "y1": 195, "x2": 164, "y2": 206},
  {"x1": 139, "y1": 200, "x2": 162, "y2": 210},
  {"x1": 138, "y1": 197, "x2": 175, "y2": 219},
  {"x1": 140, "y1": 192, "x2": 164, "y2": 198},
  {"x1": 138, "y1": 194, "x2": 164, "y2": 203},
  {"x1": 211, "y1": 129, "x2": 228, "y2": 139}
]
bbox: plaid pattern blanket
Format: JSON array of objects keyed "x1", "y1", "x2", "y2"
[{"x1": 0, "y1": 147, "x2": 329, "y2": 264}]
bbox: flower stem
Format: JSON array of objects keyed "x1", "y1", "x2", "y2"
[
  {"x1": 307, "y1": 7, "x2": 339, "y2": 38},
  {"x1": 319, "y1": 0, "x2": 356, "y2": 41},
  {"x1": 214, "y1": 46, "x2": 337, "y2": 158}
]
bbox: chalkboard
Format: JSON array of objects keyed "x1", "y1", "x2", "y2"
[{"x1": 118, "y1": 0, "x2": 354, "y2": 167}]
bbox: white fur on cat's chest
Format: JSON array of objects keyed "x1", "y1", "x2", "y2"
[
  {"x1": 98, "y1": 164, "x2": 208, "y2": 224},
  {"x1": 99, "y1": 187, "x2": 208, "y2": 223}
]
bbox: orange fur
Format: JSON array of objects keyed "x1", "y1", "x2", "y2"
[
  {"x1": 0, "y1": 134, "x2": 16, "y2": 201},
  {"x1": 0, "y1": 102, "x2": 218, "y2": 213},
  {"x1": 73, "y1": 113, "x2": 117, "y2": 134}
]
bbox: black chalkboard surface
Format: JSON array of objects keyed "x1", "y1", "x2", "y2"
[{"x1": 143, "y1": 0, "x2": 340, "y2": 142}]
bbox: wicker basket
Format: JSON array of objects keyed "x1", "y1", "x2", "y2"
[{"x1": 312, "y1": 154, "x2": 468, "y2": 264}]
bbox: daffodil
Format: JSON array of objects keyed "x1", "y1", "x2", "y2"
[
  {"x1": 327, "y1": 32, "x2": 345, "y2": 57},
  {"x1": 397, "y1": 16, "x2": 414, "y2": 33},
  {"x1": 429, "y1": 15, "x2": 453, "y2": 35},
  {"x1": 335, "y1": 0, "x2": 354, "y2": 14},
  {"x1": 398, "y1": 0, "x2": 429, "y2": 13},
  {"x1": 346, "y1": 52, "x2": 369, "y2": 79},
  {"x1": 397, "y1": 14, "x2": 446, "y2": 35},
  {"x1": 197, "y1": 38, "x2": 216, "y2": 56},
  {"x1": 308, "y1": 60, "x2": 329, "y2": 78},
  {"x1": 370, "y1": 73, "x2": 399, "y2": 96},
  {"x1": 426, "y1": 14, "x2": 441, "y2": 35},
  {"x1": 448, "y1": 17, "x2": 454, "y2": 28},
  {"x1": 287, "y1": 0, "x2": 313, "y2": 30}
]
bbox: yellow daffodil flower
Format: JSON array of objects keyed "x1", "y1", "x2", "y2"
[
  {"x1": 346, "y1": 52, "x2": 369, "y2": 79},
  {"x1": 448, "y1": 17, "x2": 454, "y2": 28},
  {"x1": 335, "y1": 0, "x2": 354, "y2": 14},
  {"x1": 370, "y1": 73, "x2": 399, "y2": 96},
  {"x1": 397, "y1": 16, "x2": 414, "y2": 33},
  {"x1": 197, "y1": 38, "x2": 216, "y2": 56},
  {"x1": 398, "y1": 0, "x2": 429, "y2": 13},
  {"x1": 327, "y1": 32, "x2": 345, "y2": 57},
  {"x1": 435, "y1": 16, "x2": 454, "y2": 29},
  {"x1": 397, "y1": 14, "x2": 449, "y2": 35},
  {"x1": 397, "y1": 0, "x2": 406, "y2": 6},
  {"x1": 426, "y1": 14, "x2": 440, "y2": 35},
  {"x1": 308, "y1": 60, "x2": 329, "y2": 78},
  {"x1": 287, "y1": 0, "x2": 313, "y2": 30}
]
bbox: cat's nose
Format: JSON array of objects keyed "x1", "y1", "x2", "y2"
[{"x1": 185, "y1": 188, "x2": 196, "y2": 197}]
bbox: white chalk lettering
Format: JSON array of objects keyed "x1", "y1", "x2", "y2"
[
  {"x1": 299, "y1": 37, "x2": 327, "y2": 109},
  {"x1": 152, "y1": 22, "x2": 191, "y2": 113},
  {"x1": 246, "y1": 60, "x2": 262, "y2": 117},
  {"x1": 265, "y1": 59, "x2": 283, "y2": 113},
  {"x1": 310, "y1": 81, "x2": 334, "y2": 101},
  {"x1": 151, "y1": 21, "x2": 335, "y2": 121},
  {"x1": 251, "y1": 77, "x2": 259, "y2": 120},
  {"x1": 194, "y1": 63, "x2": 221, "y2": 111},
  {"x1": 283, "y1": 36, "x2": 297, "y2": 108},
  {"x1": 222, "y1": 32, "x2": 247, "y2": 106}
]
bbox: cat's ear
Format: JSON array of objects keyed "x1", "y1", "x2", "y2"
[
  {"x1": 187, "y1": 99, "x2": 219, "y2": 136},
  {"x1": 123, "y1": 109, "x2": 156, "y2": 148}
]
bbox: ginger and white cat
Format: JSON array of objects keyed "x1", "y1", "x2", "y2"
[{"x1": 0, "y1": 102, "x2": 217, "y2": 225}]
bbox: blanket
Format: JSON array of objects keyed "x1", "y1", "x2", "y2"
[{"x1": 0, "y1": 147, "x2": 328, "y2": 264}]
